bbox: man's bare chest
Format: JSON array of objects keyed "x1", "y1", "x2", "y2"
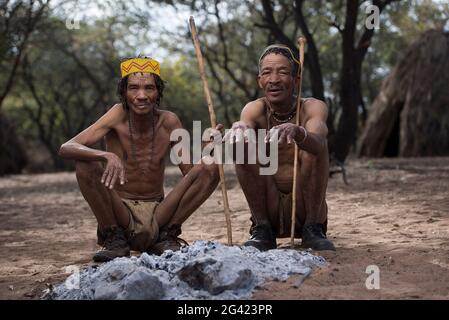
[{"x1": 107, "y1": 125, "x2": 172, "y2": 164}]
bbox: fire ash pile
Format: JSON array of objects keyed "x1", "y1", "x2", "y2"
[{"x1": 49, "y1": 240, "x2": 326, "y2": 300}]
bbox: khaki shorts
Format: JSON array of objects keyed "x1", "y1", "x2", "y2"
[{"x1": 97, "y1": 199, "x2": 160, "y2": 252}]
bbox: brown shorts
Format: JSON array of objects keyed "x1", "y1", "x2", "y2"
[
  {"x1": 97, "y1": 199, "x2": 160, "y2": 252},
  {"x1": 275, "y1": 191, "x2": 328, "y2": 238},
  {"x1": 275, "y1": 191, "x2": 302, "y2": 238}
]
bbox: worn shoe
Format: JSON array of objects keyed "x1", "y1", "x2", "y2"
[
  {"x1": 147, "y1": 224, "x2": 188, "y2": 256},
  {"x1": 301, "y1": 223, "x2": 336, "y2": 251},
  {"x1": 93, "y1": 226, "x2": 130, "y2": 262},
  {"x1": 243, "y1": 224, "x2": 277, "y2": 251}
]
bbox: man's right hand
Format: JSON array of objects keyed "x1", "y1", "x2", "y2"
[
  {"x1": 223, "y1": 121, "x2": 256, "y2": 144},
  {"x1": 101, "y1": 153, "x2": 125, "y2": 189}
]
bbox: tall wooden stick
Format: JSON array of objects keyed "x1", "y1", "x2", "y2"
[
  {"x1": 189, "y1": 16, "x2": 233, "y2": 246},
  {"x1": 291, "y1": 37, "x2": 306, "y2": 247}
]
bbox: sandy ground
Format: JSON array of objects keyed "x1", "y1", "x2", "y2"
[{"x1": 0, "y1": 157, "x2": 448, "y2": 300}]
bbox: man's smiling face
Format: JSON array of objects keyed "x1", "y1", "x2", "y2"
[
  {"x1": 257, "y1": 53, "x2": 296, "y2": 106},
  {"x1": 126, "y1": 73, "x2": 159, "y2": 115}
]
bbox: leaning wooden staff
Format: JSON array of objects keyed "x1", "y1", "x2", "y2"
[
  {"x1": 291, "y1": 37, "x2": 306, "y2": 247},
  {"x1": 189, "y1": 16, "x2": 233, "y2": 246}
]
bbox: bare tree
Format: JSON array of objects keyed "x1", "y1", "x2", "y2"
[{"x1": 333, "y1": 0, "x2": 398, "y2": 162}]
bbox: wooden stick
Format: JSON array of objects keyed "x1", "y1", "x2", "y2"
[
  {"x1": 291, "y1": 37, "x2": 306, "y2": 247},
  {"x1": 189, "y1": 16, "x2": 233, "y2": 246}
]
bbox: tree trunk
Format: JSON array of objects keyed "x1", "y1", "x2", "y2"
[
  {"x1": 334, "y1": 66, "x2": 362, "y2": 162},
  {"x1": 333, "y1": 0, "x2": 361, "y2": 162},
  {"x1": 294, "y1": 0, "x2": 325, "y2": 102},
  {"x1": 0, "y1": 112, "x2": 27, "y2": 175}
]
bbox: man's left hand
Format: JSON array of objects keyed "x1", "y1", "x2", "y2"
[
  {"x1": 204, "y1": 124, "x2": 224, "y2": 145},
  {"x1": 266, "y1": 123, "x2": 304, "y2": 144}
]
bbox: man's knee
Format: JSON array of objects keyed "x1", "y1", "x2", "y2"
[
  {"x1": 200, "y1": 156, "x2": 219, "y2": 185},
  {"x1": 301, "y1": 151, "x2": 318, "y2": 165},
  {"x1": 302, "y1": 140, "x2": 329, "y2": 162},
  {"x1": 301, "y1": 146, "x2": 329, "y2": 168},
  {"x1": 75, "y1": 161, "x2": 102, "y2": 183},
  {"x1": 235, "y1": 162, "x2": 258, "y2": 176}
]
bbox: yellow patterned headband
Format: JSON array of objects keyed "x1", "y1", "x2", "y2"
[{"x1": 120, "y1": 58, "x2": 161, "y2": 78}]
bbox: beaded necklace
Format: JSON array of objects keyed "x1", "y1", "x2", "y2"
[{"x1": 265, "y1": 98, "x2": 298, "y2": 124}]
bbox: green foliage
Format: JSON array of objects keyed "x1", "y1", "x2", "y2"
[{"x1": 162, "y1": 57, "x2": 209, "y2": 130}]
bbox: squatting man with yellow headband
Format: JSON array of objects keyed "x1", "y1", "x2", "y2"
[
  {"x1": 59, "y1": 57, "x2": 222, "y2": 262},
  {"x1": 224, "y1": 45, "x2": 335, "y2": 251}
]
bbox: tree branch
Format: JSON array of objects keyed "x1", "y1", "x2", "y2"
[
  {"x1": 356, "y1": 0, "x2": 399, "y2": 57},
  {"x1": 0, "y1": 0, "x2": 49, "y2": 109},
  {"x1": 329, "y1": 18, "x2": 343, "y2": 34},
  {"x1": 259, "y1": 0, "x2": 296, "y2": 49}
]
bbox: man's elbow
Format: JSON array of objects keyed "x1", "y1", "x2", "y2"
[{"x1": 58, "y1": 142, "x2": 70, "y2": 158}]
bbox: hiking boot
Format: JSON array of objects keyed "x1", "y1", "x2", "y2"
[
  {"x1": 243, "y1": 224, "x2": 277, "y2": 251},
  {"x1": 93, "y1": 226, "x2": 130, "y2": 262},
  {"x1": 301, "y1": 223, "x2": 336, "y2": 251},
  {"x1": 147, "y1": 224, "x2": 188, "y2": 256}
]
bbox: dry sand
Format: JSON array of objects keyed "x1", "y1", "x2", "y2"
[{"x1": 0, "y1": 157, "x2": 448, "y2": 299}]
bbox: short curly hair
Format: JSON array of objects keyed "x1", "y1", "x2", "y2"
[{"x1": 258, "y1": 44, "x2": 301, "y2": 77}]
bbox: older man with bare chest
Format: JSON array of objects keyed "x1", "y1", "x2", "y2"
[
  {"x1": 225, "y1": 45, "x2": 335, "y2": 251},
  {"x1": 59, "y1": 57, "x2": 219, "y2": 262}
]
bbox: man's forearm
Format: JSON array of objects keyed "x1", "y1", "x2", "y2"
[
  {"x1": 294, "y1": 128, "x2": 327, "y2": 156},
  {"x1": 59, "y1": 141, "x2": 110, "y2": 162}
]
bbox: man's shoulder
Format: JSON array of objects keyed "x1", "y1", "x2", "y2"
[
  {"x1": 105, "y1": 103, "x2": 126, "y2": 114},
  {"x1": 158, "y1": 109, "x2": 182, "y2": 129},
  {"x1": 242, "y1": 98, "x2": 266, "y2": 116},
  {"x1": 99, "y1": 103, "x2": 127, "y2": 127},
  {"x1": 303, "y1": 97, "x2": 326, "y2": 106},
  {"x1": 303, "y1": 97, "x2": 328, "y2": 118}
]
